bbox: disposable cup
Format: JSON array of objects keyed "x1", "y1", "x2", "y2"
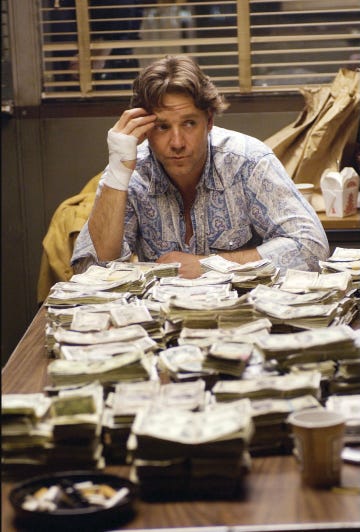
[
  {"x1": 288, "y1": 409, "x2": 345, "y2": 488},
  {"x1": 295, "y1": 183, "x2": 314, "y2": 203}
]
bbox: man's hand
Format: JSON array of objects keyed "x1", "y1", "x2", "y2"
[
  {"x1": 156, "y1": 251, "x2": 205, "y2": 279},
  {"x1": 104, "y1": 108, "x2": 156, "y2": 191}
]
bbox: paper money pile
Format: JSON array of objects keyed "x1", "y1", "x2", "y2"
[
  {"x1": 319, "y1": 247, "x2": 360, "y2": 289},
  {"x1": 249, "y1": 277, "x2": 357, "y2": 329},
  {"x1": 329, "y1": 358, "x2": 360, "y2": 395},
  {"x1": 2, "y1": 393, "x2": 53, "y2": 477},
  {"x1": 200, "y1": 256, "x2": 280, "y2": 293},
  {"x1": 2, "y1": 383, "x2": 105, "y2": 478},
  {"x1": 128, "y1": 399, "x2": 254, "y2": 499},
  {"x1": 326, "y1": 394, "x2": 360, "y2": 444},
  {"x1": 103, "y1": 380, "x2": 209, "y2": 463},
  {"x1": 47, "y1": 382, "x2": 105, "y2": 469}
]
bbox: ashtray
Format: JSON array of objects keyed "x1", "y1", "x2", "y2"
[{"x1": 9, "y1": 470, "x2": 137, "y2": 531}]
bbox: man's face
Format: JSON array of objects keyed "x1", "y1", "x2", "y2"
[{"x1": 147, "y1": 92, "x2": 213, "y2": 185}]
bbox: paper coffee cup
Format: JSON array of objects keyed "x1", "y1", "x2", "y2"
[
  {"x1": 288, "y1": 409, "x2": 345, "y2": 488},
  {"x1": 295, "y1": 183, "x2": 314, "y2": 203}
]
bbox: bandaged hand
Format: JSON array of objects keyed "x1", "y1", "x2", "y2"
[{"x1": 103, "y1": 129, "x2": 138, "y2": 191}]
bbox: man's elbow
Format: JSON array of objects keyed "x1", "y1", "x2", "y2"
[{"x1": 71, "y1": 255, "x2": 97, "y2": 274}]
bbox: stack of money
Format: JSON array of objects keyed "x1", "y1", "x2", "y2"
[
  {"x1": 110, "y1": 301, "x2": 165, "y2": 347},
  {"x1": 254, "y1": 325, "x2": 358, "y2": 369},
  {"x1": 203, "y1": 342, "x2": 253, "y2": 377},
  {"x1": 249, "y1": 284, "x2": 343, "y2": 330},
  {"x1": 329, "y1": 359, "x2": 360, "y2": 395},
  {"x1": 199, "y1": 255, "x2": 280, "y2": 294},
  {"x1": 249, "y1": 395, "x2": 323, "y2": 455},
  {"x1": 71, "y1": 264, "x2": 154, "y2": 296},
  {"x1": 164, "y1": 293, "x2": 254, "y2": 331},
  {"x1": 280, "y1": 268, "x2": 353, "y2": 293},
  {"x1": 200, "y1": 255, "x2": 276, "y2": 276},
  {"x1": 2, "y1": 393, "x2": 53, "y2": 477},
  {"x1": 158, "y1": 344, "x2": 216, "y2": 384},
  {"x1": 178, "y1": 319, "x2": 272, "y2": 350},
  {"x1": 45, "y1": 299, "x2": 163, "y2": 356},
  {"x1": 319, "y1": 247, "x2": 360, "y2": 289},
  {"x1": 212, "y1": 371, "x2": 322, "y2": 401},
  {"x1": 103, "y1": 380, "x2": 209, "y2": 463},
  {"x1": 128, "y1": 399, "x2": 254, "y2": 499},
  {"x1": 47, "y1": 382, "x2": 105, "y2": 469},
  {"x1": 107, "y1": 260, "x2": 181, "y2": 281},
  {"x1": 47, "y1": 350, "x2": 154, "y2": 387},
  {"x1": 50, "y1": 323, "x2": 157, "y2": 359},
  {"x1": 326, "y1": 394, "x2": 360, "y2": 444},
  {"x1": 45, "y1": 299, "x2": 130, "y2": 341},
  {"x1": 45, "y1": 286, "x2": 130, "y2": 307},
  {"x1": 103, "y1": 380, "x2": 161, "y2": 463}
]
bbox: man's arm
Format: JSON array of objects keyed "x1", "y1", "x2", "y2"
[
  {"x1": 157, "y1": 248, "x2": 261, "y2": 279},
  {"x1": 87, "y1": 108, "x2": 156, "y2": 262}
]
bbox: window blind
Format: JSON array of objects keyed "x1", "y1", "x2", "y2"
[
  {"x1": 2, "y1": 0, "x2": 14, "y2": 112},
  {"x1": 39, "y1": 0, "x2": 360, "y2": 99}
]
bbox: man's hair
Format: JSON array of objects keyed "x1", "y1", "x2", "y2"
[{"x1": 131, "y1": 55, "x2": 229, "y2": 115}]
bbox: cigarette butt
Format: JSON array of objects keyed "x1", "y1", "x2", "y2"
[
  {"x1": 34, "y1": 487, "x2": 48, "y2": 499},
  {"x1": 332, "y1": 486, "x2": 360, "y2": 495},
  {"x1": 99, "y1": 484, "x2": 117, "y2": 498}
]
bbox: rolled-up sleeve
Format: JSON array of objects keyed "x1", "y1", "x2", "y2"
[
  {"x1": 248, "y1": 154, "x2": 329, "y2": 272},
  {"x1": 71, "y1": 172, "x2": 132, "y2": 267}
]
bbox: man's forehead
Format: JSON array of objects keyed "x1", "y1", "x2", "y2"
[{"x1": 153, "y1": 92, "x2": 201, "y2": 115}]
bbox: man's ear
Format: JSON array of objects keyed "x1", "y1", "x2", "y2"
[{"x1": 207, "y1": 112, "x2": 214, "y2": 131}]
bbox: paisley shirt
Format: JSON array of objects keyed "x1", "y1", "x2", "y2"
[{"x1": 72, "y1": 126, "x2": 329, "y2": 272}]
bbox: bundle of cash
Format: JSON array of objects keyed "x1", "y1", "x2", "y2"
[
  {"x1": 71, "y1": 264, "x2": 153, "y2": 296},
  {"x1": 254, "y1": 325, "x2": 358, "y2": 368},
  {"x1": 200, "y1": 255, "x2": 274, "y2": 275},
  {"x1": 103, "y1": 380, "x2": 160, "y2": 463},
  {"x1": 326, "y1": 394, "x2": 360, "y2": 444},
  {"x1": 248, "y1": 284, "x2": 346, "y2": 329},
  {"x1": 164, "y1": 292, "x2": 254, "y2": 330},
  {"x1": 2, "y1": 394, "x2": 53, "y2": 477},
  {"x1": 319, "y1": 247, "x2": 360, "y2": 288},
  {"x1": 158, "y1": 344, "x2": 216, "y2": 382},
  {"x1": 280, "y1": 268, "x2": 353, "y2": 293},
  {"x1": 147, "y1": 277, "x2": 235, "y2": 304},
  {"x1": 107, "y1": 260, "x2": 181, "y2": 280},
  {"x1": 47, "y1": 351, "x2": 154, "y2": 387},
  {"x1": 128, "y1": 400, "x2": 254, "y2": 499},
  {"x1": 47, "y1": 383, "x2": 105, "y2": 469},
  {"x1": 178, "y1": 319, "x2": 272, "y2": 350},
  {"x1": 46, "y1": 298, "x2": 129, "y2": 329},
  {"x1": 212, "y1": 371, "x2": 322, "y2": 401},
  {"x1": 329, "y1": 359, "x2": 360, "y2": 395},
  {"x1": 54, "y1": 338, "x2": 156, "y2": 362},
  {"x1": 103, "y1": 380, "x2": 209, "y2": 463},
  {"x1": 203, "y1": 342, "x2": 253, "y2": 377},
  {"x1": 249, "y1": 394, "x2": 323, "y2": 455},
  {"x1": 45, "y1": 287, "x2": 129, "y2": 307}
]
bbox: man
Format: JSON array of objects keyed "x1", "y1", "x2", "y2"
[{"x1": 72, "y1": 55, "x2": 329, "y2": 278}]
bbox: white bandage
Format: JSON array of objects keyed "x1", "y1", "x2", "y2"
[{"x1": 103, "y1": 129, "x2": 138, "y2": 191}]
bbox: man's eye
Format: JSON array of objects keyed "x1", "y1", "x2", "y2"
[
  {"x1": 155, "y1": 123, "x2": 168, "y2": 131},
  {"x1": 184, "y1": 120, "x2": 196, "y2": 127}
]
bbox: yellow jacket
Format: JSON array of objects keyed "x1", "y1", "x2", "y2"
[{"x1": 37, "y1": 173, "x2": 101, "y2": 303}]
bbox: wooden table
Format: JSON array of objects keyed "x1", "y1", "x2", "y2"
[
  {"x1": 2, "y1": 308, "x2": 360, "y2": 532},
  {"x1": 317, "y1": 210, "x2": 360, "y2": 230}
]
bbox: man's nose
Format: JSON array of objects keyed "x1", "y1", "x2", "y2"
[{"x1": 169, "y1": 128, "x2": 185, "y2": 149}]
